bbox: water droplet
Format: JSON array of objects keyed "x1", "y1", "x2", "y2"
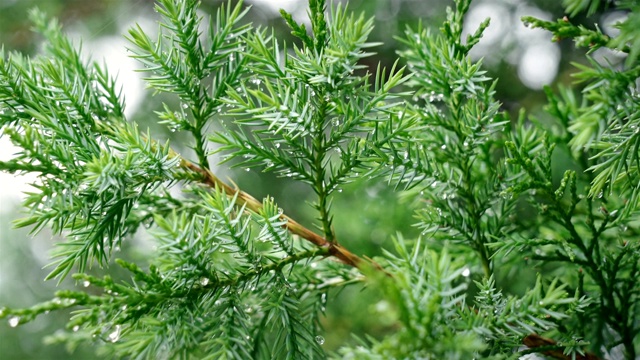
[
  {"x1": 461, "y1": 267, "x2": 471, "y2": 277},
  {"x1": 315, "y1": 335, "x2": 325, "y2": 345},
  {"x1": 245, "y1": 168, "x2": 251, "y2": 172},
  {"x1": 275, "y1": 143, "x2": 281, "y2": 149},
  {"x1": 200, "y1": 277, "x2": 210, "y2": 286},
  {"x1": 83, "y1": 280, "x2": 91, "y2": 287},
  {"x1": 182, "y1": 103, "x2": 189, "y2": 109},
  {"x1": 8, "y1": 317, "x2": 19, "y2": 327},
  {"x1": 108, "y1": 325, "x2": 121, "y2": 342},
  {"x1": 440, "y1": 144, "x2": 447, "y2": 150},
  {"x1": 597, "y1": 191, "x2": 604, "y2": 199},
  {"x1": 501, "y1": 192, "x2": 513, "y2": 200},
  {"x1": 72, "y1": 325, "x2": 80, "y2": 332}
]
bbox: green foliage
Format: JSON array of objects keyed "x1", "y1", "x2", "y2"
[
  {"x1": 562, "y1": 0, "x2": 605, "y2": 17},
  {"x1": 126, "y1": 0, "x2": 251, "y2": 169},
  {"x1": 393, "y1": 7, "x2": 509, "y2": 280},
  {"x1": 0, "y1": 8, "x2": 178, "y2": 281},
  {"x1": 213, "y1": 0, "x2": 409, "y2": 243},
  {"x1": 1, "y1": 0, "x2": 639, "y2": 359},
  {"x1": 335, "y1": 236, "x2": 487, "y2": 360}
]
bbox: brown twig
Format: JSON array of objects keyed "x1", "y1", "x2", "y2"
[
  {"x1": 180, "y1": 159, "x2": 373, "y2": 270},
  {"x1": 523, "y1": 334, "x2": 601, "y2": 360}
]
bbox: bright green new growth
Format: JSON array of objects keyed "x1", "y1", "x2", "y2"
[{"x1": 0, "y1": 0, "x2": 639, "y2": 359}]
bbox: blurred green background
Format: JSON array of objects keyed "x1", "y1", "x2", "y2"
[{"x1": 0, "y1": 0, "x2": 626, "y2": 357}]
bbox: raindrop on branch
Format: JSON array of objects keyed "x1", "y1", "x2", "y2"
[
  {"x1": 8, "y1": 317, "x2": 19, "y2": 327},
  {"x1": 108, "y1": 325, "x2": 121, "y2": 343}
]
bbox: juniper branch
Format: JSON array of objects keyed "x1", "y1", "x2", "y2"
[{"x1": 175, "y1": 155, "x2": 368, "y2": 270}]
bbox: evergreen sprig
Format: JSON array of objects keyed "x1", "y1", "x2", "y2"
[
  {"x1": 212, "y1": 1, "x2": 410, "y2": 243},
  {"x1": 0, "y1": 9, "x2": 179, "y2": 281},
  {"x1": 1, "y1": 185, "x2": 332, "y2": 359},
  {"x1": 127, "y1": 0, "x2": 251, "y2": 169},
  {"x1": 392, "y1": 1, "x2": 512, "y2": 279},
  {"x1": 0, "y1": 0, "x2": 639, "y2": 359},
  {"x1": 504, "y1": 107, "x2": 640, "y2": 359}
]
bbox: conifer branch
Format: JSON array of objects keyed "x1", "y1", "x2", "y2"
[
  {"x1": 177, "y1": 156, "x2": 367, "y2": 270},
  {"x1": 1, "y1": 0, "x2": 639, "y2": 357}
]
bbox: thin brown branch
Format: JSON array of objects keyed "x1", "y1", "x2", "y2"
[
  {"x1": 523, "y1": 334, "x2": 601, "y2": 360},
  {"x1": 180, "y1": 158, "x2": 375, "y2": 270}
]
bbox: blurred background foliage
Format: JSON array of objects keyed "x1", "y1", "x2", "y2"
[{"x1": 0, "y1": 0, "x2": 628, "y2": 357}]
